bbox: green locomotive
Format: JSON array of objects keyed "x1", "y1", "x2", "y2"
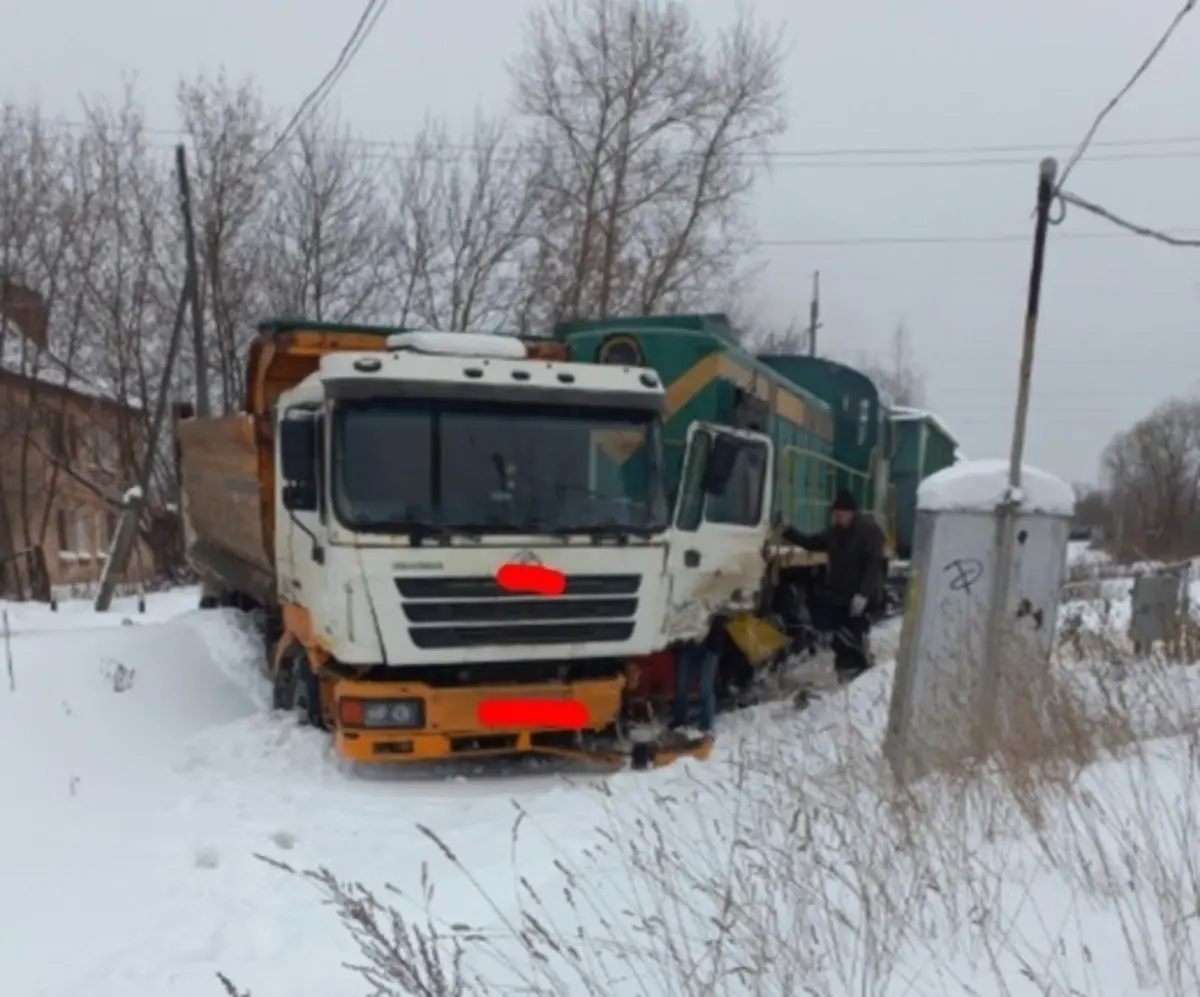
[
  {"x1": 552, "y1": 314, "x2": 893, "y2": 620},
  {"x1": 553, "y1": 313, "x2": 960, "y2": 609},
  {"x1": 886, "y1": 407, "x2": 960, "y2": 561}
]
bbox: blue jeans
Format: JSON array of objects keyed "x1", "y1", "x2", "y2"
[{"x1": 671, "y1": 643, "x2": 718, "y2": 732}]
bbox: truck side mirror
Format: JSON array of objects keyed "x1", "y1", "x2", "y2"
[
  {"x1": 701, "y1": 434, "x2": 740, "y2": 495},
  {"x1": 279, "y1": 415, "x2": 318, "y2": 512}
]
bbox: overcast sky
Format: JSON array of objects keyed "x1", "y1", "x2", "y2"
[{"x1": 3, "y1": 0, "x2": 1197, "y2": 484}]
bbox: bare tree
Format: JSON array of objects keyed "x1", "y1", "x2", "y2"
[
  {"x1": 176, "y1": 72, "x2": 276, "y2": 412},
  {"x1": 386, "y1": 115, "x2": 542, "y2": 330},
  {"x1": 0, "y1": 107, "x2": 58, "y2": 579},
  {"x1": 32, "y1": 91, "x2": 191, "y2": 584},
  {"x1": 859, "y1": 322, "x2": 925, "y2": 407},
  {"x1": 510, "y1": 0, "x2": 786, "y2": 324},
  {"x1": 67, "y1": 92, "x2": 174, "y2": 487},
  {"x1": 1071, "y1": 483, "x2": 1112, "y2": 540},
  {"x1": 260, "y1": 113, "x2": 392, "y2": 322},
  {"x1": 742, "y1": 314, "x2": 808, "y2": 354},
  {"x1": 1102, "y1": 396, "x2": 1200, "y2": 560},
  {"x1": 0, "y1": 105, "x2": 110, "y2": 591}
]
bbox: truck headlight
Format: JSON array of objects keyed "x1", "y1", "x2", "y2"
[{"x1": 360, "y1": 699, "x2": 425, "y2": 729}]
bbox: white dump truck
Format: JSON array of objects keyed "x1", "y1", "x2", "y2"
[{"x1": 175, "y1": 320, "x2": 776, "y2": 768}]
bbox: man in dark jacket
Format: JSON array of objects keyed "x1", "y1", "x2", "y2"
[{"x1": 781, "y1": 490, "x2": 886, "y2": 682}]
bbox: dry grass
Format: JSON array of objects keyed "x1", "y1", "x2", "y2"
[{"x1": 221, "y1": 607, "x2": 1200, "y2": 997}]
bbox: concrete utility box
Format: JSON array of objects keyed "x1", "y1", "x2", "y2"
[
  {"x1": 884, "y1": 458, "x2": 1075, "y2": 781},
  {"x1": 1129, "y1": 563, "x2": 1192, "y2": 657}
]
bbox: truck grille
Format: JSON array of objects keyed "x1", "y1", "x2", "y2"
[{"x1": 395, "y1": 574, "x2": 641, "y2": 650}]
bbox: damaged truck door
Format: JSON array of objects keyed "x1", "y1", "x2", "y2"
[{"x1": 662, "y1": 421, "x2": 775, "y2": 641}]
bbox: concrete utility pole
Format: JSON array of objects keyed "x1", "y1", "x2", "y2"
[
  {"x1": 978, "y1": 156, "x2": 1059, "y2": 740},
  {"x1": 807, "y1": 270, "x2": 822, "y2": 356}
]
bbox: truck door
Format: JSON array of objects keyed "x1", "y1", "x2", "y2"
[{"x1": 662, "y1": 422, "x2": 775, "y2": 643}]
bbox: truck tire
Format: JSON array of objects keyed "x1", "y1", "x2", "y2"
[
  {"x1": 272, "y1": 648, "x2": 327, "y2": 730},
  {"x1": 199, "y1": 582, "x2": 223, "y2": 610}
]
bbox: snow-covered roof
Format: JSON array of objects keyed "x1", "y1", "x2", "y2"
[
  {"x1": 889, "y1": 405, "x2": 960, "y2": 447},
  {"x1": 917, "y1": 458, "x2": 1075, "y2": 516},
  {"x1": 1, "y1": 327, "x2": 136, "y2": 409}
]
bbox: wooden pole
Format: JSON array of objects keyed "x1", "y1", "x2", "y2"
[
  {"x1": 94, "y1": 151, "x2": 197, "y2": 612},
  {"x1": 176, "y1": 144, "x2": 209, "y2": 418}
]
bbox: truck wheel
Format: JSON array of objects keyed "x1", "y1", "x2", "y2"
[
  {"x1": 273, "y1": 649, "x2": 327, "y2": 730},
  {"x1": 199, "y1": 583, "x2": 222, "y2": 610}
]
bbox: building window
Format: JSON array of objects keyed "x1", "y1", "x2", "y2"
[
  {"x1": 80, "y1": 423, "x2": 119, "y2": 472},
  {"x1": 45, "y1": 411, "x2": 69, "y2": 460},
  {"x1": 54, "y1": 507, "x2": 92, "y2": 562},
  {"x1": 75, "y1": 512, "x2": 90, "y2": 556},
  {"x1": 96, "y1": 509, "x2": 110, "y2": 556}
]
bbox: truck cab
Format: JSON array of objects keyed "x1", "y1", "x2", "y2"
[{"x1": 221, "y1": 329, "x2": 775, "y2": 765}]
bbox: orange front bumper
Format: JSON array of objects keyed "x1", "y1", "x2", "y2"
[{"x1": 330, "y1": 675, "x2": 626, "y2": 765}]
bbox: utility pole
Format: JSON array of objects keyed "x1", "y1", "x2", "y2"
[
  {"x1": 94, "y1": 277, "x2": 191, "y2": 611},
  {"x1": 807, "y1": 270, "x2": 822, "y2": 357},
  {"x1": 176, "y1": 144, "x2": 209, "y2": 418},
  {"x1": 94, "y1": 145, "x2": 195, "y2": 611},
  {"x1": 978, "y1": 157, "x2": 1058, "y2": 744},
  {"x1": 1006, "y1": 158, "x2": 1058, "y2": 494}
]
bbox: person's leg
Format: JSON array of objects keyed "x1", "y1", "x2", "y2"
[
  {"x1": 696, "y1": 647, "x2": 718, "y2": 734},
  {"x1": 835, "y1": 604, "x2": 854, "y2": 676},
  {"x1": 670, "y1": 644, "x2": 697, "y2": 728},
  {"x1": 859, "y1": 619, "x2": 875, "y2": 669},
  {"x1": 833, "y1": 614, "x2": 870, "y2": 681}
]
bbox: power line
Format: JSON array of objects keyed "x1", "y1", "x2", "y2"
[
  {"x1": 1058, "y1": 190, "x2": 1200, "y2": 248},
  {"x1": 775, "y1": 149, "x2": 1200, "y2": 169},
  {"x1": 764, "y1": 136, "x2": 1200, "y2": 160},
  {"x1": 123, "y1": 142, "x2": 1200, "y2": 171},
  {"x1": 257, "y1": 0, "x2": 389, "y2": 168},
  {"x1": 757, "y1": 227, "x2": 1200, "y2": 248},
  {"x1": 1045, "y1": 0, "x2": 1197, "y2": 251},
  {"x1": 1058, "y1": 0, "x2": 1197, "y2": 192},
  {"x1": 42, "y1": 115, "x2": 1200, "y2": 162}
]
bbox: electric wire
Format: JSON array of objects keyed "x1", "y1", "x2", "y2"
[
  {"x1": 1057, "y1": 0, "x2": 1196, "y2": 192},
  {"x1": 1052, "y1": 0, "x2": 1197, "y2": 246},
  {"x1": 255, "y1": 0, "x2": 389, "y2": 169}
]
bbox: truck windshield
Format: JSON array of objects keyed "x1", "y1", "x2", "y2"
[{"x1": 331, "y1": 398, "x2": 669, "y2": 536}]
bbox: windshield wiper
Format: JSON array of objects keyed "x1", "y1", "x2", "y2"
[
  {"x1": 407, "y1": 523, "x2": 482, "y2": 547},
  {"x1": 541, "y1": 521, "x2": 645, "y2": 545}
]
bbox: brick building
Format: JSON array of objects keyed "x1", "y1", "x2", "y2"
[{"x1": 0, "y1": 278, "x2": 156, "y2": 599}]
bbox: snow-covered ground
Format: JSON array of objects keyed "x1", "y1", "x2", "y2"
[{"x1": 2, "y1": 585, "x2": 1199, "y2": 996}]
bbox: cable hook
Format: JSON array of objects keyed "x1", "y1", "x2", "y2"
[{"x1": 1048, "y1": 193, "x2": 1068, "y2": 227}]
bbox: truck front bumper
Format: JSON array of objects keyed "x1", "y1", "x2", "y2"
[{"x1": 330, "y1": 675, "x2": 626, "y2": 765}]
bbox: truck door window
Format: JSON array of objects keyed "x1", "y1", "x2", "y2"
[
  {"x1": 315, "y1": 415, "x2": 327, "y2": 522},
  {"x1": 674, "y1": 430, "x2": 711, "y2": 532},
  {"x1": 704, "y1": 439, "x2": 768, "y2": 527}
]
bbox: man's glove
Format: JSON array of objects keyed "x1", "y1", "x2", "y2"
[{"x1": 848, "y1": 594, "x2": 867, "y2": 618}]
